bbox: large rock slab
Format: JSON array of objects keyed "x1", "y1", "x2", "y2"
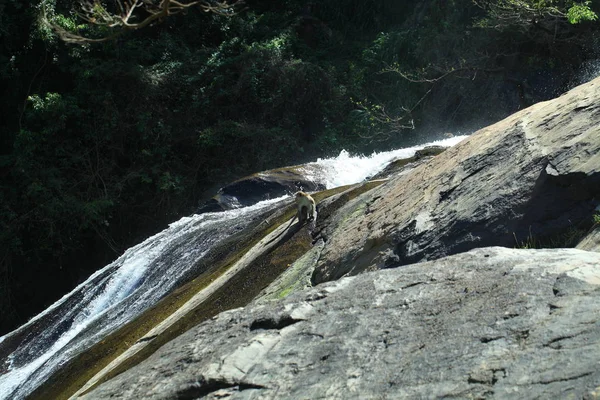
[
  {"x1": 81, "y1": 247, "x2": 600, "y2": 399},
  {"x1": 313, "y1": 77, "x2": 600, "y2": 283}
]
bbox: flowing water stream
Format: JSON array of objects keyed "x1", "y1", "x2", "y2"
[{"x1": 0, "y1": 135, "x2": 466, "y2": 399}]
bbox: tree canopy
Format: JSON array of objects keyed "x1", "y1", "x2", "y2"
[{"x1": 41, "y1": 0, "x2": 242, "y2": 43}]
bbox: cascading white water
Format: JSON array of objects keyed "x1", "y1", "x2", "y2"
[
  {"x1": 308, "y1": 136, "x2": 466, "y2": 188},
  {"x1": 0, "y1": 135, "x2": 467, "y2": 399},
  {"x1": 0, "y1": 197, "x2": 288, "y2": 399}
]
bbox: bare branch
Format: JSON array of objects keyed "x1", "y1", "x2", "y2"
[
  {"x1": 42, "y1": 0, "x2": 243, "y2": 44},
  {"x1": 353, "y1": 97, "x2": 416, "y2": 141},
  {"x1": 380, "y1": 63, "x2": 505, "y2": 83},
  {"x1": 380, "y1": 65, "x2": 466, "y2": 83},
  {"x1": 472, "y1": 0, "x2": 566, "y2": 32}
]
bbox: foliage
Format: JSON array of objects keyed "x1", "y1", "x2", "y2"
[
  {"x1": 473, "y1": 0, "x2": 598, "y2": 29},
  {"x1": 40, "y1": 0, "x2": 241, "y2": 43},
  {"x1": 567, "y1": 1, "x2": 598, "y2": 23},
  {"x1": 514, "y1": 225, "x2": 588, "y2": 249}
]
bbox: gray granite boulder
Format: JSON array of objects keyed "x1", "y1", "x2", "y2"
[
  {"x1": 81, "y1": 247, "x2": 600, "y2": 400},
  {"x1": 312, "y1": 76, "x2": 600, "y2": 283}
]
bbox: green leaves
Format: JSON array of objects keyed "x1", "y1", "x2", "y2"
[
  {"x1": 474, "y1": 0, "x2": 599, "y2": 27},
  {"x1": 567, "y1": 1, "x2": 598, "y2": 24}
]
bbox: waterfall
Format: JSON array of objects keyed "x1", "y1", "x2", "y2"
[
  {"x1": 0, "y1": 198, "x2": 287, "y2": 399},
  {"x1": 308, "y1": 136, "x2": 465, "y2": 189},
  {"x1": 0, "y1": 135, "x2": 467, "y2": 399}
]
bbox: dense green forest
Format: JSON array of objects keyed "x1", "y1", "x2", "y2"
[{"x1": 1, "y1": 0, "x2": 598, "y2": 335}]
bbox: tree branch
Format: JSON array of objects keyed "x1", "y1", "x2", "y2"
[{"x1": 42, "y1": 0, "x2": 243, "y2": 44}]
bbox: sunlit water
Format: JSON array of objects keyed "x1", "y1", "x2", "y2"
[
  {"x1": 308, "y1": 136, "x2": 466, "y2": 188},
  {"x1": 0, "y1": 135, "x2": 468, "y2": 399},
  {"x1": 0, "y1": 198, "x2": 288, "y2": 399}
]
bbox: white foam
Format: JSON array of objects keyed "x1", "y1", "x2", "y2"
[
  {"x1": 306, "y1": 136, "x2": 467, "y2": 189},
  {"x1": 0, "y1": 196, "x2": 288, "y2": 399}
]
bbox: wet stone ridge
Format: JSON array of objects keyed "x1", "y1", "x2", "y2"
[
  {"x1": 81, "y1": 247, "x2": 600, "y2": 399},
  {"x1": 197, "y1": 166, "x2": 326, "y2": 213}
]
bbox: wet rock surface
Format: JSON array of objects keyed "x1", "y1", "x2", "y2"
[
  {"x1": 197, "y1": 167, "x2": 326, "y2": 213},
  {"x1": 81, "y1": 247, "x2": 600, "y2": 400}
]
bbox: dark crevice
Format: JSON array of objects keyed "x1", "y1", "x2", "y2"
[
  {"x1": 534, "y1": 371, "x2": 593, "y2": 385},
  {"x1": 480, "y1": 336, "x2": 503, "y2": 344},
  {"x1": 401, "y1": 281, "x2": 427, "y2": 290},
  {"x1": 439, "y1": 186, "x2": 458, "y2": 202},
  {"x1": 548, "y1": 303, "x2": 560, "y2": 314},
  {"x1": 467, "y1": 376, "x2": 489, "y2": 385},
  {"x1": 176, "y1": 379, "x2": 266, "y2": 400},
  {"x1": 491, "y1": 368, "x2": 506, "y2": 385},
  {"x1": 572, "y1": 104, "x2": 594, "y2": 112},
  {"x1": 302, "y1": 332, "x2": 324, "y2": 339},
  {"x1": 249, "y1": 314, "x2": 303, "y2": 331},
  {"x1": 543, "y1": 334, "x2": 575, "y2": 349},
  {"x1": 136, "y1": 334, "x2": 159, "y2": 344}
]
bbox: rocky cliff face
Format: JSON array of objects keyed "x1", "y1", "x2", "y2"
[
  {"x1": 79, "y1": 77, "x2": 600, "y2": 399},
  {"x1": 82, "y1": 248, "x2": 600, "y2": 399},
  {"x1": 313, "y1": 76, "x2": 600, "y2": 283}
]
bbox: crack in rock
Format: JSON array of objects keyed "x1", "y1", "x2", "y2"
[
  {"x1": 176, "y1": 378, "x2": 266, "y2": 400},
  {"x1": 544, "y1": 334, "x2": 577, "y2": 349},
  {"x1": 533, "y1": 371, "x2": 593, "y2": 385},
  {"x1": 249, "y1": 314, "x2": 303, "y2": 331},
  {"x1": 135, "y1": 334, "x2": 158, "y2": 344}
]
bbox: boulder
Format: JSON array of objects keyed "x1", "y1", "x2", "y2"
[
  {"x1": 81, "y1": 247, "x2": 600, "y2": 399},
  {"x1": 313, "y1": 76, "x2": 600, "y2": 283},
  {"x1": 197, "y1": 166, "x2": 326, "y2": 213}
]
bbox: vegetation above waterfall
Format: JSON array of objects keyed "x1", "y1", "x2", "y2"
[{"x1": 1, "y1": 0, "x2": 599, "y2": 335}]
